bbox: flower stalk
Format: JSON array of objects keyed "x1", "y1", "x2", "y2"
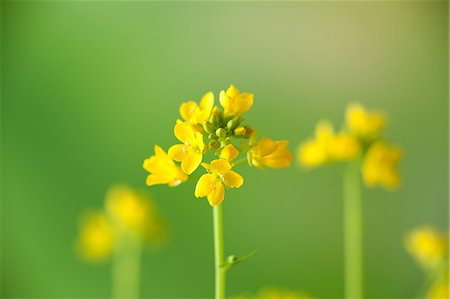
[
  {"x1": 213, "y1": 204, "x2": 226, "y2": 299},
  {"x1": 343, "y1": 159, "x2": 363, "y2": 299}
]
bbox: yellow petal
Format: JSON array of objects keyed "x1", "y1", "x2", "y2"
[
  {"x1": 181, "y1": 152, "x2": 202, "y2": 174},
  {"x1": 222, "y1": 170, "x2": 244, "y2": 188},
  {"x1": 168, "y1": 144, "x2": 189, "y2": 162},
  {"x1": 200, "y1": 92, "x2": 214, "y2": 111},
  {"x1": 179, "y1": 101, "x2": 197, "y2": 121},
  {"x1": 195, "y1": 173, "x2": 216, "y2": 198},
  {"x1": 207, "y1": 181, "x2": 225, "y2": 206},
  {"x1": 254, "y1": 138, "x2": 277, "y2": 156},
  {"x1": 174, "y1": 121, "x2": 195, "y2": 144},
  {"x1": 298, "y1": 140, "x2": 328, "y2": 167},
  {"x1": 146, "y1": 174, "x2": 169, "y2": 186},
  {"x1": 210, "y1": 159, "x2": 231, "y2": 174},
  {"x1": 154, "y1": 145, "x2": 166, "y2": 156},
  {"x1": 220, "y1": 144, "x2": 239, "y2": 161},
  {"x1": 236, "y1": 93, "x2": 254, "y2": 114}
]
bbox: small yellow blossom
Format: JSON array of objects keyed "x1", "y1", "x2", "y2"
[
  {"x1": 405, "y1": 226, "x2": 448, "y2": 268},
  {"x1": 220, "y1": 144, "x2": 239, "y2": 161},
  {"x1": 105, "y1": 185, "x2": 166, "y2": 243},
  {"x1": 76, "y1": 211, "x2": 115, "y2": 262},
  {"x1": 346, "y1": 103, "x2": 385, "y2": 141},
  {"x1": 426, "y1": 279, "x2": 449, "y2": 299},
  {"x1": 249, "y1": 137, "x2": 292, "y2": 169},
  {"x1": 258, "y1": 287, "x2": 311, "y2": 299},
  {"x1": 143, "y1": 145, "x2": 188, "y2": 186},
  {"x1": 169, "y1": 120, "x2": 205, "y2": 174},
  {"x1": 298, "y1": 121, "x2": 360, "y2": 168},
  {"x1": 195, "y1": 159, "x2": 244, "y2": 206},
  {"x1": 362, "y1": 142, "x2": 401, "y2": 189},
  {"x1": 219, "y1": 84, "x2": 254, "y2": 116},
  {"x1": 180, "y1": 92, "x2": 214, "y2": 124}
]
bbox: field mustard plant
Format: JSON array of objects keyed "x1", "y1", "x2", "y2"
[
  {"x1": 143, "y1": 84, "x2": 292, "y2": 299},
  {"x1": 405, "y1": 226, "x2": 448, "y2": 299},
  {"x1": 76, "y1": 185, "x2": 166, "y2": 299},
  {"x1": 297, "y1": 103, "x2": 401, "y2": 299}
]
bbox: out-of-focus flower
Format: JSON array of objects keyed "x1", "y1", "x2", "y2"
[
  {"x1": 405, "y1": 226, "x2": 448, "y2": 268},
  {"x1": 143, "y1": 145, "x2": 188, "y2": 187},
  {"x1": 169, "y1": 120, "x2": 205, "y2": 175},
  {"x1": 346, "y1": 103, "x2": 385, "y2": 141},
  {"x1": 258, "y1": 287, "x2": 311, "y2": 299},
  {"x1": 76, "y1": 211, "x2": 115, "y2": 262},
  {"x1": 195, "y1": 159, "x2": 243, "y2": 206},
  {"x1": 249, "y1": 137, "x2": 293, "y2": 169},
  {"x1": 180, "y1": 92, "x2": 214, "y2": 124},
  {"x1": 219, "y1": 84, "x2": 254, "y2": 116},
  {"x1": 298, "y1": 121, "x2": 360, "y2": 168},
  {"x1": 362, "y1": 142, "x2": 401, "y2": 189},
  {"x1": 426, "y1": 279, "x2": 449, "y2": 299}
]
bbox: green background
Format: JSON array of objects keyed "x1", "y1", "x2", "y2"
[{"x1": 2, "y1": 1, "x2": 448, "y2": 298}]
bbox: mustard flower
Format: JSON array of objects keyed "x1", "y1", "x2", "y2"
[
  {"x1": 362, "y1": 142, "x2": 401, "y2": 189},
  {"x1": 76, "y1": 211, "x2": 115, "y2": 262},
  {"x1": 405, "y1": 226, "x2": 447, "y2": 268},
  {"x1": 249, "y1": 137, "x2": 293, "y2": 169},
  {"x1": 346, "y1": 103, "x2": 385, "y2": 141},
  {"x1": 168, "y1": 120, "x2": 205, "y2": 174},
  {"x1": 220, "y1": 144, "x2": 239, "y2": 161},
  {"x1": 180, "y1": 92, "x2": 214, "y2": 124},
  {"x1": 426, "y1": 279, "x2": 449, "y2": 299},
  {"x1": 143, "y1": 145, "x2": 188, "y2": 186},
  {"x1": 219, "y1": 84, "x2": 254, "y2": 116},
  {"x1": 195, "y1": 159, "x2": 244, "y2": 206}
]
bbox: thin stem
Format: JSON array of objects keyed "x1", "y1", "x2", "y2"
[
  {"x1": 112, "y1": 231, "x2": 141, "y2": 299},
  {"x1": 343, "y1": 159, "x2": 363, "y2": 299},
  {"x1": 213, "y1": 204, "x2": 226, "y2": 299}
]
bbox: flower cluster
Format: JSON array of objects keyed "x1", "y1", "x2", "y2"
[
  {"x1": 75, "y1": 185, "x2": 166, "y2": 262},
  {"x1": 405, "y1": 226, "x2": 448, "y2": 299},
  {"x1": 143, "y1": 85, "x2": 292, "y2": 206},
  {"x1": 298, "y1": 103, "x2": 401, "y2": 189}
]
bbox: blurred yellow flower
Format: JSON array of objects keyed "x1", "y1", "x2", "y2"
[
  {"x1": 426, "y1": 279, "x2": 449, "y2": 299},
  {"x1": 106, "y1": 185, "x2": 166, "y2": 244},
  {"x1": 298, "y1": 121, "x2": 360, "y2": 168},
  {"x1": 219, "y1": 84, "x2": 254, "y2": 116},
  {"x1": 258, "y1": 287, "x2": 311, "y2": 299},
  {"x1": 143, "y1": 145, "x2": 188, "y2": 186},
  {"x1": 76, "y1": 211, "x2": 115, "y2": 262},
  {"x1": 195, "y1": 159, "x2": 244, "y2": 206},
  {"x1": 220, "y1": 144, "x2": 239, "y2": 161},
  {"x1": 346, "y1": 103, "x2": 385, "y2": 141},
  {"x1": 362, "y1": 142, "x2": 401, "y2": 189},
  {"x1": 169, "y1": 120, "x2": 205, "y2": 174},
  {"x1": 405, "y1": 226, "x2": 448, "y2": 268},
  {"x1": 180, "y1": 92, "x2": 214, "y2": 124},
  {"x1": 249, "y1": 137, "x2": 293, "y2": 169}
]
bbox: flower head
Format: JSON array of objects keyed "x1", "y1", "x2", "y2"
[
  {"x1": 346, "y1": 103, "x2": 385, "y2": 141},
  {"x1": 168, "y1": 120, "x2": 205, "y2": 174},
  {"x1": 362, "y1": 141, "x2": 401, "y2": 189},
  {"x1": 219, "y1": 84, "x2": 254, "y2": 116},
  {"x1": 405, "y1": 226, "x2": 448, "y2": 268},
  {"x1": 195, "y1": 159, "x2": 244, "y2": 206},
  {"x1": 143, "y1": 145, "x2": 188, "y2": 186},
  {"x1": 249, "y1": 137, "x2": 293, "y2": 169},
  {"x1": 76, "y1": 211, "x2": 115, "y2": 262},
  {"x1": 180, "y1": 92, "x2": 214, "y2": 124}
]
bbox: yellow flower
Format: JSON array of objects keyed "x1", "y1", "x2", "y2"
[
  {"x1": 298, "y1": 121, "x2": 360, "y2": 168},
  {"x1": 426, "y1": 279, "x2": 449, "y2": 299},
  {"x1": 105, "y1": 185, "x2": 166, "y2": 244},
  {"x1": 179, "y1": 92, "x2": 214, "y2": 124},
  {"x1": 258, "y1": 287, "x2": 311, "y2": 299},
  {"x1": 143, "y1": 145, "x2": 188, "y2": 186},
  {"x1": 249, "y1": 137, "x2": 292, "y2": 169},
  {"x1": 168, "y1": 120, "x2": 205, "y2": 175},
  {"x1": 219, "y1": 84, "x2": 254, "y2": 116},
  {"x1": 346, "y1": 103, "x2": 385, "y2": 140},
  {"x1": 362, "y1": 141, "x2": 401, "y2": 189},
  {"x1": 405, "y1": 226, "x2": 447, "y2": 268},
  {"x1": 195, "y1": 159, "x2": 244, "y2": 206},
  {"x1": 76, "y1": 211, "x2": 115, "y2": 262},
  {"x1": 220, "y1": 144, "x2": 239, "y2": 161}
]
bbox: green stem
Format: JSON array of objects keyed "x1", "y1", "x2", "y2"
[
  {"x1": 213, "y1": 204, "x2": 226, "y2": 299},
  {"x1": 343, "y1": 159, "x2": 363, "y2": 299},
  {"x1": 112, "y1": 231, "x2": 141, "y2": 299}
]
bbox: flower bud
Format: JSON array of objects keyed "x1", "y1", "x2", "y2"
[
  {"x1": 208, "y1": 140, "x2": 220, "y2": 150},
  {"x1": 234, "y1": 126, "x2": 246, "y2": 136},
  {"x1": 216, "y1": 128, "x2": 227, "y2": 138}
]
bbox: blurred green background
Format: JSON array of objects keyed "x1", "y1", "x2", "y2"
[{"x1": 2, "y1": 1, "x2": 448, "y2": 298}]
